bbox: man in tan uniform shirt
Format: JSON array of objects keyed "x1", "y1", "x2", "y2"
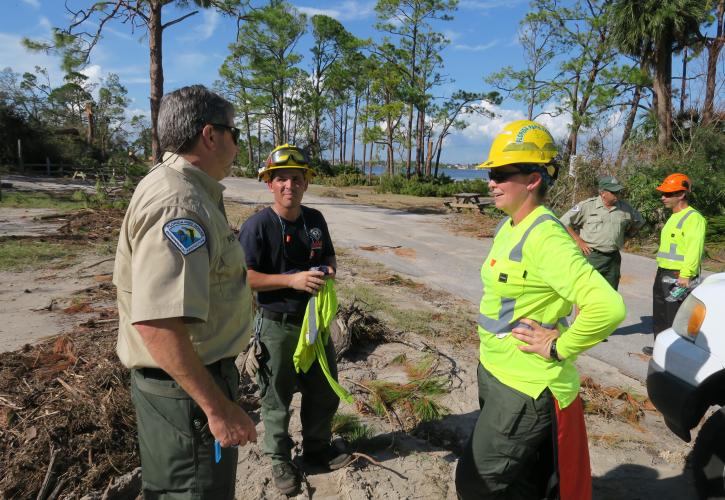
[
  {"x1": 560, "y1": 176, "x2": 644, "y2": 290},
  {"x1": 114, "y1": 85, "x2": 256, "y2": 498}
]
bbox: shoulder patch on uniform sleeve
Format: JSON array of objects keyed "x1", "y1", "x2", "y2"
[
  {"x1": 570, "y1": 204, "x2": 581, "y2": 213},
  {"x1": 163, "y1": 219, "x2": 206, "y2": 255}
]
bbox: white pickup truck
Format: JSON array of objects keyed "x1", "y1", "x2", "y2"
[{"x1": 647, "y1": 272, "x2": 725, "y2": 499}]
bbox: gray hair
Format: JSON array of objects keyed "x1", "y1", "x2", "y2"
[{"x1": 157, "y1": 85, "x2": 234, "y2": 153}]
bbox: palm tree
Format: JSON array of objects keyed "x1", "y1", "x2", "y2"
[{"x1": 609, "y1": 0, "x2": 708, "y2": 149}]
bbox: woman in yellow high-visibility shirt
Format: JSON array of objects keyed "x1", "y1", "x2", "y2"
[{"x1": 455, "y1": 120, "x2": 626, "y2": 500}]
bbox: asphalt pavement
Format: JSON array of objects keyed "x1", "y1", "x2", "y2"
[{"x1": 223, "y1": 177, "x2": 665, "y2": 382}]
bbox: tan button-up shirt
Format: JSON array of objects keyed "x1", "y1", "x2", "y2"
[
  {"x1": 560, "y1": 196, "x2": 644, "y2": 253},
  {"x1": 114, "y1": 153, "x2": 252, "y2": 368}
]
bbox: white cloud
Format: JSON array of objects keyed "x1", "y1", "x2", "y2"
[
  {"x1": 104, "y1": 25, "x2": 139, "y2": 42},
  {"x1": 0, "y1": 32, "x2": 65, "y2": 83},
  {"x1": 38, "y1": 17, "x2": 52, "y2": 32},
  {"x1": 442, "y1": 30, "x2": 462, "y2": 43},
  {"x1": 296, "y1": 0, "x2": 375, "y2": 21},
  {"x1": 434, "y1": 101, "x2": 573, "y2": 163},
  {"x1": 22, "y1": 0, "x2": 40, "y2": 8},
  {"x1": 80, "y1": 64, "x2": 104, "y2": 87},
  {"x1": 458, "y1": 0, "x2": 525, "y2": 10},
  {"x1": 192, "y1": 10, "x2": 219, "y2": 41},
  {"x1": 453, "y1": 40, "x2": 499, "y2": 52},
  {"x1": 125, "y1": 107, "x2": 151, "y2": 121},
  {"x1": 167, "y1": 52, "x2": 212, "y2": 79}
]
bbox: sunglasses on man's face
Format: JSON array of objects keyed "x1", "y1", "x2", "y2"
[
  {"x1": 488, "y1": 168, "x2": 525, "y2": 184},
  {"x1": 210, "y1": 123, "x2": 241, "y2": 145},
  {"x1": 662, "y1": 191, "x2": 685, "y2": 198}
]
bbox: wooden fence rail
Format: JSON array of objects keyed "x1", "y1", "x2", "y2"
[{"x1": 11, "y1": 160, "x2": 132, "y2": 180}]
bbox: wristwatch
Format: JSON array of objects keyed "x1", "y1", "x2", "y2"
[{"x1": 550, "y1": 339, "x2": 562, "y2": 362}]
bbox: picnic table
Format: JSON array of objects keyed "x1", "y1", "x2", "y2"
[
  {"x1": 443, "y1": 193, "x2": 492, "y2": 214},
  {"x1": 453, "y1": 192, "x2": 482, "y2": 204}
]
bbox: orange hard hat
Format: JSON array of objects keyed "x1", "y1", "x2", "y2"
[{"x1": 656, "y1": 173, "x2": 691, "y2": 193}]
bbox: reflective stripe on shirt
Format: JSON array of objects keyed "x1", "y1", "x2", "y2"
[
  {"x1": 478, "y1": 214, "x2": 568, "y2": 335},
  {"x1": 656, "y1": 209, "x2": 695, "y2": 261}
]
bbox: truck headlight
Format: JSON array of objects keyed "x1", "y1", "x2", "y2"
[{"x1": 672, "y1": 294, "x2": 706, "y2": 341}]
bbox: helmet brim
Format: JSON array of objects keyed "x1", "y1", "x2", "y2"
[{"x1": 259, "y1": 165, "x2": 314, "y2": 182}]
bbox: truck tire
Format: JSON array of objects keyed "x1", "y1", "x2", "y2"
[{"x1": 693, "y1": 408, "x2": 725, "y2": 499}]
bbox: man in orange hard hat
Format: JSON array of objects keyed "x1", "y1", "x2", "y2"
[{"x1": 643, "y1": 173, "x2": 706, "y2": 355}]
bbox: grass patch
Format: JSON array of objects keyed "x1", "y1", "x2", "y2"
[
  {"x1": 0, "y1": 191, "x2": 86, "y2": 211},
  {"x1": 336, "y1": 281, "x2": 435, "y2": 334},
  {"x1": 224, "y1": 201, "x2": 262, "y2": 231},
  {"x1": 332, "y1": 412, "x2": 374, "y2": 445},
  {"x1": 366, "y1": 376, "x2": 449, "y2": 425},
  {"x1": 0, "y1": 240, "x2": 80, "y2": 271},
  {"x1": 334, "y1": 250, "x2": 477, "y2": 343}
]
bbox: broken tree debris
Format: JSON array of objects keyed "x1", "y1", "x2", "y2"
[
  {"x1": 579, "y1": 375, "x2": 656, "y2": 429},
  {"x1": 0, "y1": 319, "x2": 137, "y2": 499}
]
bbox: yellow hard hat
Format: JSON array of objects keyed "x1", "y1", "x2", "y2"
[
  {"x1": 258, "y1": 144, "x2": 315, "y2": 182},
  {"x1": 477, "y1": 120, "x2": 558, "y2": 177}
]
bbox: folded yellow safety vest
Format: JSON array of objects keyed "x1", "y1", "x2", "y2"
[{"x1": 293, "y1": 280, "x2": 353, "y2": 403}]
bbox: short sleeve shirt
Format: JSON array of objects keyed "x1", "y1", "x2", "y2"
[
  {"x1": 560, "y1": 196, "x2": 644, "y2": 253},
  {"x1": 113, "y1": 153, "x2": 253, "y2": 368},
  {"x1": 239, "y1": 206, "x2": 335, "y2": 315}
]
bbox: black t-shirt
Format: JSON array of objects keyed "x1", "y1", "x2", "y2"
[{"x1": 238, "y1": 206, "x2": 335, "y2": 315}]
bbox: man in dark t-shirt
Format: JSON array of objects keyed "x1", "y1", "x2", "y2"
[{"x1": 238, "y1": 144, "x2": 348, "y2": 495}]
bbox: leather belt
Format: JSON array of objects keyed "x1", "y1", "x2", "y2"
[
  {"x1": 260, "y1": 308, "x2": 304, "y2": 324},
  {"x1": 140, "y1": 357, "x2": 230, "y2": 380}
]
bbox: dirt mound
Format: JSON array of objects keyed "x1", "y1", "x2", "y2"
[{"x1": 0, "y1": 314, "x2": 137, "y2": 498}]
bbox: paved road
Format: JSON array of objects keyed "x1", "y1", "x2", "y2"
[{"x1": 223, "y1": 177, "x2": 663, "y2": 382}]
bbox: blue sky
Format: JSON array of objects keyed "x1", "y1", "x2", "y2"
[{"x1": 4, "y1": 0, "x2": 699, "y2": 164}]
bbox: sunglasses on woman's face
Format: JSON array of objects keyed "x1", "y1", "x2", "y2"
[{"x1": 488, "y1": 168, "x2": 524, "y2": 183}]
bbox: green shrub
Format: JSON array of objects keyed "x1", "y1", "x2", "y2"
[
  {"x1": 621, "y1": 126, "x2": 724, "y2": 226},
  {"x1": 707, "y1": 215, "x2": 725, "y2": 243},
  {"x1": 375, "y1": 174, "x2": 488, "y2": 198},
  {"x1": 316, "y1": 172, "x2": 371, "y2": 187}
]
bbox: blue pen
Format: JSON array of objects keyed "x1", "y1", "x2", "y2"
[{"x1": 214, "y1": 440, "x2": 222, "y2": 463}]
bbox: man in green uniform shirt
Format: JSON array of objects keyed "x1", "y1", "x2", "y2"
[
  {"x1": 643, "y1": 172, "x2": 706, "y2": 355},
  {"x1": 561, "y1": 176, "x2": 644, "y2": 290},
  {"x1": 114, "y1": 85, "x2": 257, "y2": 498}
]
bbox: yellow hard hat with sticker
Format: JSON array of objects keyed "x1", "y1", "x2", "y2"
[{"x1": 478, "y1": 120, "x2": 558, "y2": 176}]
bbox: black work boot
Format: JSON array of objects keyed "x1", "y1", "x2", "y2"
[
  {"x1": 272, "y1": 462, "x2": 300, "y2": 495},
  {"x1": 303, "y1": 442, "x2": 354, "y2": 471}
]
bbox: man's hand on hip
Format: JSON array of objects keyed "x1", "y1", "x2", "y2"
[{"x1": 576, "y1": 239, "x2": 592, "y2": 256}]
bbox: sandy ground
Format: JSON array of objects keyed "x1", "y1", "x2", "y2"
[
  {"x1": 0, "y1": 177, "x2": 698, "y2": 499},
  {"x1": 230, "y1": 264, "x2": 696, "y2": 500}
]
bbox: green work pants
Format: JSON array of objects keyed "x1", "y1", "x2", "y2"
[
  {"x1": 130, "y1": 359, "x2": 239, "y2": 500},
  {"x1": 455, "y1": 363, "x2": 554, "y2": 500},
  {"x1": 586, "y1": 249, "x2": 621, "y2": 290},
  {"x1": 256, "y1": 313, "x2": 340, "y2": 465}
]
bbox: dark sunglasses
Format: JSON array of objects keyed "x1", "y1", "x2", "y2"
[
  {"x1": 662, "y1": 191, "x2": 685, "y2": 198},
  {"x1": 210, "y1": 123, "x2": 240, "y2": 145},
  {"x1": 268, "y1": 147, "x2": 309, "y2": 167},
  {"x1": 488, "y1": 168, "x2": 525, "y2": 183}
]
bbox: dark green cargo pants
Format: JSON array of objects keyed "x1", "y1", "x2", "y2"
[
  {"x1": 130, "y1": 358, "x2": 239, "y2": 500},
  {"x1": 586, "y1": 249, "x2": 621, "y2": 290},
  {"x1": 455, "y1": 363, "x2": 554, "y2": 500},
  {"x1": 256, "y1": 313, "x2": 340, "y2": 465}
]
